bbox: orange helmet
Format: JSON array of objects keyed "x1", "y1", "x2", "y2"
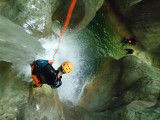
[{"x1": 62, "y1": 61, "x2": 73, "y2": 74}]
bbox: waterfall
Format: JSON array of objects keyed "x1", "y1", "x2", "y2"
[
  {"x1": 0, "y1": 15, "x2": 44, "y2": 74},
  {"x1": 38, "y1": 34, "x2": 84, "y2": 104}
]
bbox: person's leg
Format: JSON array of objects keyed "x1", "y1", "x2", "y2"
[{"x1": 31, "y1": 80, "x2": 42, "y2": 88}]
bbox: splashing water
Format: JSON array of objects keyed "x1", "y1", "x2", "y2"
[{"x1": 38, "y1": 33, "x2": 85, "y2": 104}]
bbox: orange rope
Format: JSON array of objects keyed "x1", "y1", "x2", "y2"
[{"x1": 51, "y1": 0, "x2": 77, "y2": 64}]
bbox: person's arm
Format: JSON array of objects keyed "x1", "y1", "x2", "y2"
[
  {"x1": 51, "y1": 76, "x2": 62, "y2": 89},
  {"x1": 48, "y1": 60, "x2": 54, "y2": 64},
  {"x1": 51, "y1": 80, "x2": 62, "y2": 88}
]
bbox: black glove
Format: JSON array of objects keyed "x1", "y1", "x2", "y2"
[{"x1": 51, "y1": 80, "x2": 62, "y2": 89}]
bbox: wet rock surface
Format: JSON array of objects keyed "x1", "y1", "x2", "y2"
[
  {"x1": 78, "y1": 57, "x2": 121, "y2": 112},
  {"x1": 108, "y1": 0, "x2": 160, "y2": 53},
  {"x1": 0, "y1": 0, "x2": 160, "y2": 120},
  {"x1": 0, "y1": 0, "x2": 104, "y2": 38},
  {"x1": 62, "y1": 102, "x2": 107, "y2": 120},
  {"x1": 52, "y1": 0, "x2": 104, "y2": 31},
  {"x1": 1, "y1": 0, "x2": 56, "y2": 38},
  {"x1": 78, "y1": 56, "x2": 160, "y2": 119},
  {"x1": 125, "y1": 0, "x2": 160, "y2": 52},
  {"x1": 0, "y1": 15, "x2": 44, "y2": 66},
  {"x1": 0, "y1": 62, "x2": 28, "y2": 120},
  {"x1": 18, "y1": 84, "x2": 65, "y2": 120}
]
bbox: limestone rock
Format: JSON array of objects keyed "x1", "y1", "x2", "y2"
[
  {"x1": 0, "y1": 0, "x2": 104, "y2": 37},
  {"x1": 108, "y1": 0, "x2": 160, "y2": 52},
  {"x1": 0, "y1": 62, "x2": 28, "y2": 120},
  {"x1": 125, "y1": 0, "x2": 160, "y2": 52},
  {"x1": 78, "y1": 57, "x2": 120, "y2": 112},
  {"x1": 78, "y1": 56, "x2": 160, "y2": 120},
  {"x1": 63, "y1": 102, "x2": 107, "y2": 120},
  {"x1": 0, "y1": 15, "x2": 44, "y2": 67},
  {"x1": 51, "y1": 0, "x2": 104, "y2": 31},
  {"x1": 111, "y1": 102, "x2": 160, "y2": 120},
  {"x1": 17, "y1": 84, "x2": 65, "y2": 120},
  {"x1": 108, "y1": 0, "x2": 143, "y2": 14},
  {"x1": 1, "y1": 0, "x2": 57, "y2": 38},
  {"x1": 118, "y1": 55, "x2": 160, "y2": 105},
  {"x1": 127, "y1": 100, "x2": 156, "y2": 112}
]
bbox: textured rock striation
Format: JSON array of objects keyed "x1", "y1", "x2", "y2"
[
  {"x1": 0, "y1": 0, "x2": 104, "y2": 38},
  {"x1": 0, "y1": 62, "x2": 28, "y2": 120},
  {"x1": 78, "y1": 56, "x2": 160, "y2": 120},
  {"x1": 1, "y1": 0, "x2": 57, "y2": 37},
  {"x1": 18, "y1": 84, "x2": 65, "y2": 120},
  {"x1": 108, "y1": 0, "x2": 160, "y2": 53},
  {"x1": 52, "y1": 0, "x2": 104, "y2": 31}
]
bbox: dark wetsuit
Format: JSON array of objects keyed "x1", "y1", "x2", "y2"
[
  {"x1": 125, "y1": 49, "x2": 134, "y2": 54},
  {"x1": 31, "y1": 60, "x2": 62, "y2": 88}
]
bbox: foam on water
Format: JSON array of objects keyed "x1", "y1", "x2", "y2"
[{"x1": 38, "y1": 34, "x2": 85, "y2": 104}]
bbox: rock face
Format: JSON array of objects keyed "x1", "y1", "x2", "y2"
[
  {"x1": 17, "y1": 84, "x2": 65, "y2": 120},
  {"x1": 0, "y1": 15, "x2": 44, "y2": 67},
  {"x1": 125, "y1": 0, "x2": 160, "y2": 52},
  {"x1": 62, "y1": 103, "x2": 107, "y2": 120},
  {"x1": 78, "y1": 56, "x2": 160, "y2": 119},
  {"x1": 0, "y1": 1, "x2": 160, "y2": 120},
  {"x1": 0, "y1": 0, "x2": 104, "y2": 38},
  {"x1": 78, "y1": 57, "x2": 121, "y2": 112},
  {"x1": 1, "y1": 0, "x2": 57, "y2": 38},
  {"x1": 108, "y1": 0, "x2": 160, "y2": 53},
  {"x1": 108, "y1": 0, "x2": 143, "y2": 14},
  {"x1": 0, "y1": 62, "x2": 28, "y2": 120},
  {"x1": 52, "y1": 0, "x2": 104, "y2": 30}
]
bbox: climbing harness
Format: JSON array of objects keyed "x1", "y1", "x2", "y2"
[{"x1": 51, "y1": 0, "x2": 77, "y2": 64}]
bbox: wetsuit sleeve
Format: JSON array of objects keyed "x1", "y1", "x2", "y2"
[
  {"x1": 32, "y1": 67, "x2": 37, "y2": 75},
  {"x1": 51, "y1": 77, "x2": 62, "y2": 89},
  {"x1": 31, "y1": 65, "x2": 36, "y2": 75},
  {"x1": 51, "y1": 80, "x2": 62, "y2": 88}
]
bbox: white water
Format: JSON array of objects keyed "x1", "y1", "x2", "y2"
[
  {"x1": 38, "y1": 33, "x2": 85, "y2": 104},
  {"x1": 0, "y1": 16, "x2": 43, "y2": 62},
  {"x1": 0, "y1": 14, "x2": 90, "y2": 105}
]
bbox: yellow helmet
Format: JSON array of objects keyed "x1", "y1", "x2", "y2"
[{"x1": 62, "y1": 61, "x2": 73, "y2": 74}]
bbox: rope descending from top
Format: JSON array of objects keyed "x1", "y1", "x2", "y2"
[{"x1": 51, "y1": 0, "x2": 77, "y2": 64}]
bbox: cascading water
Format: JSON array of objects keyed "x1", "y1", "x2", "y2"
[
  {"x1": 0, "y1": 3, "x2": 123, "y2": 120},
  {"x1": 0, "y1": 15, "x2": 44, "y2": 75},
  {"x1": 38, "y1": 34, "x2": 85, "y2": 104},
  {"x1": 36, "y1": 6, "x2": 124, "y2": 104}
]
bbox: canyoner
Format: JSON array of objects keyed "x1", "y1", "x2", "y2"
[
  {"x1": 31, "y1": 0, "x2": 77, "y2": 89},
  {"x1": 31, "y1": 60, "x2": 73, "y2": 88}
]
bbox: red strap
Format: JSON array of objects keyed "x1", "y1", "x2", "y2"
[{"x1": 51, "y1": 0, "x2": 77, "y2": 64}]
